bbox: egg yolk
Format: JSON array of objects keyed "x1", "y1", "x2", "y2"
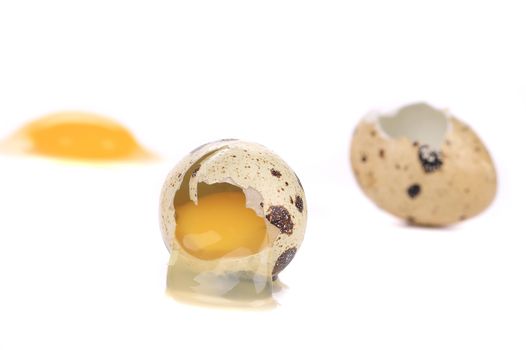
[
  {"x1": 17, "y1": 112, "x2": 148, "y2": 160},
  {"x1": 175, "y1": 192, "x2": 268, "y2": 260}
]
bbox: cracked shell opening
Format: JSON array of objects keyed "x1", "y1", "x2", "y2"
[
  {"x1": 174, "y1": 182, "x2": 270, "y2": 261},
  {"x1": 378, "y1": 102, "x2": 449, "y2": 150}
]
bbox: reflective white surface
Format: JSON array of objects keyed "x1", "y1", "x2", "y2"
[{"x1": 0, "y1": 0, "x2": 525, "y2": 349}]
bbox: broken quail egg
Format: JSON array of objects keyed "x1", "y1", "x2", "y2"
[
  {"x1": 160, "y1": 139, "x2": 307, "y2": 285},
  {"x1": 350, "y1": 102, "x2": 497, "y2": 226}
]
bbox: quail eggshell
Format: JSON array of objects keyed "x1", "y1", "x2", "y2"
[
  {"x1": 160, "y1": 139, "x2": 307, "y2": 278},
  {"x1": 350, "y1": 103, "x2": 497, "y2": 226}
]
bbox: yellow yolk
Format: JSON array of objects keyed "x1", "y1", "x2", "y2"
[
  {"x1": 175, "y1": 192, "x2": 268, "y2": 260},
  {"x1": 15, "y1": 112, "x2": 148, "y2": 160}
]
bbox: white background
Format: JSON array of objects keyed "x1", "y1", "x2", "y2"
[{"x1": 0, "y1": 1, "x2": 525, "y2": 349}]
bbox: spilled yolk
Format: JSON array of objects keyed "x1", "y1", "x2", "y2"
[
  {"x1": 14, "y1": 112, "x2": 148, "y2": 160},
  {"x1": 175, "y1": 192, "x2": 268, "y2": 260}
]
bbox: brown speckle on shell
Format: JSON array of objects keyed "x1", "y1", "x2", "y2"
[
  {"x1": 272, "y1": 247, "x2": 297, "y2": 277},
  {"x1": 191, "y1": 165, "x2": 201, "y2": 177},
  {"x1": 407, "y1": 184, "x2": 421, "y2": 198},
  {"x1": 418, "y1": 145, "x2": 443, "y2": 173},
  {"x1": 295, "y1": 196, "x2": 304, "y2": 213},
  {"x1": 379, "y1": 149, "x2": 385, "y2": 158},
  {"x1": 266, "y1": 206, "x2": 294, "y2": 235},
  {"x1": 270, "y1": 169, "x2": 282, "y2": 178}
]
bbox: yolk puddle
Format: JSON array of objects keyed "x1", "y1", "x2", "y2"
[
  {"x1": 175, "y1": 192, "x2": 268, "y2": 260},
  {"x1": 5, "y1": 111, "x2": 152, "y2": 161}
]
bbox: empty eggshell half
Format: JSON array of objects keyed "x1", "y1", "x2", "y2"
[
  {"x1": 350, "y1": 102, "x2": 497, "y2": 226},
  {"x1": 160, "y1": 139, "x2": 307, "y2": 279}
]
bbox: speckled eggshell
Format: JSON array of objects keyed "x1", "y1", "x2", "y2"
[
  {"x1": 160, "y1": 139, "x2": 307, "y2": 279},
  {"x1": 350, "y1": 111, "x2": 497, "y2": 226}
]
